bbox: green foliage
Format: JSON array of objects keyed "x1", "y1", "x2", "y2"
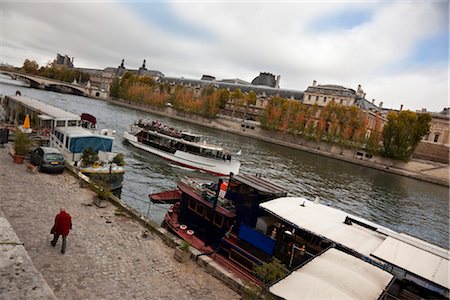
[
  {"x1": 253, "y1": 258, "x2": 287, "y2": 285},
  {"x1": 112, "y1": 153, "x2": 126, "y2": 166},
  {"x1": 179, "y1": 240, "x2": 190, "y2": 252},
  {"x1": 21, "y1": 59, "x2": 90, "y2": 84},
  {"x1": 89, "y1": 178, "x2": 112, "y2": 200},
  {"x1": 217, "y1": 89, "x2": 230, "y2": 109},
  {"x1": 110, "y1": 77, "x2": 120, "y2": 99},
  {"x1": 81, "y1": 147, "x2": 98, "y2": 167},
  {"x1": 22, "y1": 59, "x2": 39, "y2": 75},
  {"x1": 382, "y1": 111, "x2": 431, "y2": 161},
  {"x1": 14, "y1": 130, "x2": 31, "y2": 156}
]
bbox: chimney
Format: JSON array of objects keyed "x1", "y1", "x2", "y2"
[
  {"x1": 372, "y1": 99, "x2": 375, "y2": 104},
  {"x1": 422, "y1": 108, "x2": 427, "y2": 113},
  {"x1": 379, "y1": 101, "x2": 383, "y2": 108},
  {"x1": 312, "y1": 80, "x2": 317, "y2": 87},
  {"x1": 71, "y1": 57, "x2": 74, "y2": 63},
  {"x1": 400, "y1": 104, "x2": 403, "y2": 111},
  {"x1": 275, "y1": 75, "x2": 281, "y2": 89}
]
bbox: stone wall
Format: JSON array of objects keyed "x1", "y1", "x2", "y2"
[{"x1": 413, "y1": 142, "x2": 449, "y2": 164}]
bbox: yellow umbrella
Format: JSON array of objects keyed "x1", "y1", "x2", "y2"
[{"x1": 23, "y1": 114, "x2": 31, "y2": 129}]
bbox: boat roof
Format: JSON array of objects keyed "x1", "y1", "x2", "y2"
[
  {"x1": 269, "y1": 248, "x2": 394, "y2": 300},
  {"x1": 232, "y1": 174, "x2": 288, "y2": 196},
  {"x1": 146, "y1": 129, "x2": 224, "y2": 151},
  {"x1": 55, "y1": 126, "x2": 114, "y2": 140},
  {"x1": 260, "y1": 197, "x2": 450, "y2": 289},
  {"x1": 8, "y1": 95, "x2": 80, "y2": 121}
]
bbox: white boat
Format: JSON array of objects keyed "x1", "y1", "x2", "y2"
[
  {"x1": 50, "y1": 126, "x2": 125, "y2": 190},
  {"x1": 123, "y1": 119, "x2": 240, "y2": 176},
  {"x1": 2, "y1": 95, "x2": 125, "y2": 190}
]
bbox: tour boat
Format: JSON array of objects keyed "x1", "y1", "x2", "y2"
[
  {"x1": 123, "y1": 119, "x2": 240, "y2": 176},
  {"x1": 150, "y1": 174, "x2": 449, "y2": 299}
]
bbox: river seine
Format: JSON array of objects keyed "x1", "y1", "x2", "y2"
[{"x1": 1, "y1": 76, "x2": 448, "y2": 249}]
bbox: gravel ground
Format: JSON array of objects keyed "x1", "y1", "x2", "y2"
[{"x1": 0, "y1": 146, "x2": 239, "y2": 300}]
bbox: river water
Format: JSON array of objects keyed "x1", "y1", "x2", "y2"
[{"x1": 1, "y1": 76, "x2": 448, "y2": 249}]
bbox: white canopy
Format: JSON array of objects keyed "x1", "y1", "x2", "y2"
[
  {"x1": 270, "y1": 248, "x2": 393, "y2": 300},
  {"x1": 260, "y1": 197, "x2": 450, "y2": 290},
  {"x1": 259, "y1": 197, "x2": 388, "y2": 257},
  {"x1": 372, "y1": 236, "x2": 449, "y2": 289},
  {"x1": 10, "y1": 96, "x2": 80, "y2": 120}
]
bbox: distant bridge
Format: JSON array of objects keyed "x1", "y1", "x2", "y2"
[{"x1": 0, "y1": 69, "x2": 88, "y2": 96}]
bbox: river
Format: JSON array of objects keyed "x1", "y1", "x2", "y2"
[{"x1": 1, "y1": 76, "x2": 448, "y2": 249}]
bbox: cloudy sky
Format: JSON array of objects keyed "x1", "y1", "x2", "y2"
[{"x1": 1, "y1": 1, "x2": 448, "y2": 111}]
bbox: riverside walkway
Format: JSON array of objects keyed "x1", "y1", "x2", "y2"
[{"x1": 0, "y1": 147, "x2": 239, "y2": 299}]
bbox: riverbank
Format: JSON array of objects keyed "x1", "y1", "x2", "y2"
[
  {"x1": 0, "y1": 146, "x2": 239, "y2": 299},
  {"x1": 103, "y1": 97, "x2": 449, "y2": 187}
]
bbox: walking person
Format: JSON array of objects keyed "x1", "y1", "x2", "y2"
[{"x1": 50, "y1": 208, "x2": 72, "y2": 254}]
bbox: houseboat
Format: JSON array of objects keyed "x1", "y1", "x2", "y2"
[
  {"x1": 123, "y1": 119, "x2": 240, "y2": 176},
  {"x1": 2, "y1": 95, "x2": 125, "y2": 190},
  {"x1": 150, "y1": 175, "x2": 449, "y2": 299}
]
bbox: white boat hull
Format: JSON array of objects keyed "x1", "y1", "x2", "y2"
[{"x1": 123, "y1": 132, "x2": 240, "y2": 176}]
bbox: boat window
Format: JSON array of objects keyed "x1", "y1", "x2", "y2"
[
  {"x1": 69, "y1": 137, "x2": 113, "y2": 153},
  {"x1": 196, "y1": 203, "x2": 205, "y2": 217},
  {"x1": 205, "y1": 209, "x2": 212, "y2": 221},
  {"x1": 229, "y1": 249, "x2": 257, "y2": 273},
  {"x1": 65, "y1": 137, "x2": 69, "y2": 149},
  {"x1": 56, "y1": 120, "x2": 66, "y2": 127},
  {"x1": 68, "y1": 120, "x2": 78, "y2": 127},
  {"x1": 188, "y1": 198, "x2": 196, "y2": 211},
  {"x1": 213, "y1": 214, "x2": 224, "y2": 227}
]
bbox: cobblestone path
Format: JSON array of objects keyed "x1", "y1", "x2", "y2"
[{"x1": 0, "y1": 148, "x2": 239, "y2": 299}]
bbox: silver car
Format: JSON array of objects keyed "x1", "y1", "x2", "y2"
[{"x1": 30, "y1": 147, "x2": 65, "y2": 173}]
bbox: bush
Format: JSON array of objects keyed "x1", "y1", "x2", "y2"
[
  {"x1": 14, "y1": 130, "x2": 31, "y2": 156},
  {"x1": 81, "y1": 147, "x2": 98, "y2": 167},
  {"x1": 180, "y1": 240, "x2": 190, "y2": 252},
  {"x1": 112, "y1": 153, "x2": 126, "y2": 166}
]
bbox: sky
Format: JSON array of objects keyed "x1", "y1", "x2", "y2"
[{"x1": 0, "y1": 0, "x2": 448, "y2": 112}]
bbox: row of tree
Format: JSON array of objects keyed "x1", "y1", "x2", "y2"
[
  {"x1": 259, "y1": 96, "x2": 431, "y2": 160},
  {"x1": 110, "y1": 71, "x2": 431, "y2": 161},
  {"x1": 21, "y1": 59, "x2": 90, "y2": 84}
]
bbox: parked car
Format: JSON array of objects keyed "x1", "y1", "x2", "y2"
[{"x1": 30, "y1": 147, "x2": 65, "y2": 173}]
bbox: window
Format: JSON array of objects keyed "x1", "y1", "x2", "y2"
[
  {"x1": 308, "y1": 95, "x2": 311, "y2": 101},
  {"x1": 340, "y1": 99, "x2": 343, "y2": 104},
  {"x1": 196, "y1": 203, "x2": 205, "y2": 217},
  {"x1": 188, "y1": 198, "x2": 196, "y2": 211},
  {"x1": 205, "y1": 209, "x2": 212, "y2": 221},
  {"x1": 315, "y1": 96, "x2": 319, "y2": 101},
  {"x1": 213, "y1": 214, "x2": 224, "y2": 227},
  {"x1": 434, "y1": 133, "x2": 440, "y2": 143},
  {"x1": 323, "y1": 97, "x2": 327, "y2": 103}
]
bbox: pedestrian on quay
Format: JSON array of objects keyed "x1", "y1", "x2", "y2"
[{"x1": 50, "y1": 208, "x2": 72, "y2": 254}]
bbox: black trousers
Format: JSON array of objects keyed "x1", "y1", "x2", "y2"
[{"x1": 51, "y1": 234, "x2": 67, "y2": 252}]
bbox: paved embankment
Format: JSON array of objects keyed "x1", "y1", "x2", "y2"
[{"x1": 0, "y1": 147, "x2": 239, "y2": 300}]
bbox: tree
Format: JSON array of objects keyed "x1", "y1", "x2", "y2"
[
  {"x1": 22, "y1": 59, "x2": 39, "y2": 75},
  {"x1": 382, "y1": 110, "x2": 431, "y2": 161},
  {"x1": 110, "y1": 77, "x2": 120, "y2": 99}
]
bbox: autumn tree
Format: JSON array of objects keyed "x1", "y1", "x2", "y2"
[
  {"x1": 382, "y1": 110, "x2": 431, "y2": 161},
  {"x1": 22, "y1": 59, "x2": 39, "y2": 74}
]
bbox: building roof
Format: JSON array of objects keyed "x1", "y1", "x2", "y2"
[
  {"x1": 159, "y1": 76, "x2": 304, "y2": 100},
  {"x1": 8, "y1": 96, "x2": 80, "y2": 121},
  {"x1": 260, "y1": 197, "x2": 450, "y2": 289},
  {"x1": 305, "y1": 84, "x2": 356, "y2": 98},
  {"x1": 251, "y1": 72, "x2": 277, "y2": 87},
  {"x1": 269, "y1": 248, "x2": 394, "y2": 300},
  {"x1": 354, "y1": 97, "x2": 381, "y2": 111}
]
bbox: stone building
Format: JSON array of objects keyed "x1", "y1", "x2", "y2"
[
  {"x1": 413, "y1": 108, "x2": 450, "y2": 163},
  {"x1": 54, "y1": 54, "x2": 74, "y2": 68}
]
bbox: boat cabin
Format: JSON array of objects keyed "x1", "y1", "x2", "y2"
[
  {"x1": 176, "y1": 174, "x2": 287, "y2": 250},
  {"x1": 51, "y1": 126, "x2": 114, "y2": 162},
  {"x1": 260, "y1": 197, "x2": 450, "y2": 300}
]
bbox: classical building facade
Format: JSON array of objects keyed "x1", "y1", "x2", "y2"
[{"x1": 413, "y1": 108, "x2": 450, "y2": 163}]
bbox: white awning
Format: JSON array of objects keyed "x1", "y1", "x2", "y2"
[
  {"x1": 371, "y1": 236, "x2": 449, "y2": 289},
  {"x1": 10, "y1": 96, "x2": 80, "y2": 120},
  {"x1": 270, "y1": 248, "x2": 393, "y2": 300},
  {"x1": 259, "y1": 197, "x2": 388, "y2": 257}
]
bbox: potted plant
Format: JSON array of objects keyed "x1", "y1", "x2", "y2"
[
  {"x1": 13, "y1": 130, "x2": 31, "y2": 164},
  {"x1": 174, "y1": 240, "x2": 191, "y2": 263}
]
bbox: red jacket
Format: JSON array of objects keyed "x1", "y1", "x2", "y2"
[{"x1": 52, "y1": 210, "x2": 72, "y2": 236}]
